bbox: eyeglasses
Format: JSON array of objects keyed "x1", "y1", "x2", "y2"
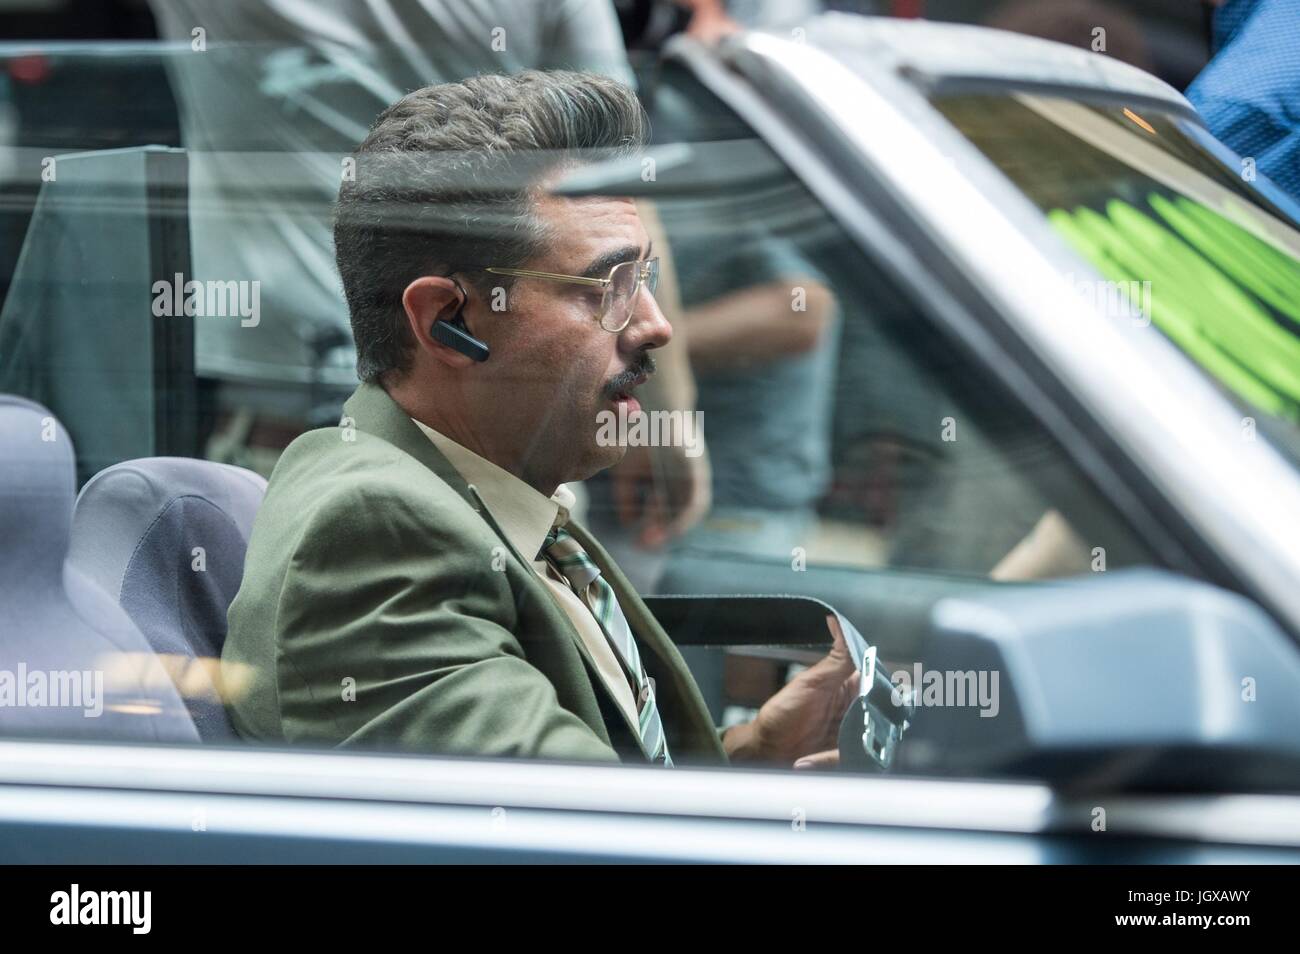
[{"x1": 484, "y1": 257, "x2": 659, "y2": 333}]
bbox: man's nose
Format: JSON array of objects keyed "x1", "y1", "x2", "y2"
[{"x1": 620, "y1": 286, "x2": 672, "y2": 352}]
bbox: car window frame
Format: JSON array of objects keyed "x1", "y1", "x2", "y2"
[{"x1": 674, "y1": 31, "x2": 1300, "y2": 642}]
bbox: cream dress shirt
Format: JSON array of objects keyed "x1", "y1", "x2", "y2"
[{"x1": 412, "y1": 419, "x2": 641, "y2": 730}]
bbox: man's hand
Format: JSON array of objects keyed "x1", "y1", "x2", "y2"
[
  {"x1": 990, "y1": 508, "x2": 1090, "y2": 581},
  {"x1": 610, "y1": 440, "x2": 711, "y2": 549},
  {"x1": 724, "y1": 614, "x2": 860, "y2": 770}
]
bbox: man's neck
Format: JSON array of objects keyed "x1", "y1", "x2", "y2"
[{"x1": 387, "y1": 381, "x2": 559, "y2": 498}]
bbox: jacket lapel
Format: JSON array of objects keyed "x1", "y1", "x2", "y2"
[
  {"x1": 465, "y1": 486, "x2": 649, "y2": 755},
  {"x1": 567, "y1": 520, "x2": 728, "y2": 763}
]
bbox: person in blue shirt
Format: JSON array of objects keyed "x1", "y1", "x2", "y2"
[{"x1": 1187, "y1": 0, "x2": 1300, "y2": 204}]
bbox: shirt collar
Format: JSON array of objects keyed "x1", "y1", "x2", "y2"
[{"x1": 411, "y1": 418, "x2": 575, "y2": 562}]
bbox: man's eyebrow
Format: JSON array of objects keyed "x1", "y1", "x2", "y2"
[{"x1": 579, "y1": 240, "x2": 653, "y2": 280}]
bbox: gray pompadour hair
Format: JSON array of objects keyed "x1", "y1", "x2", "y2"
[{"x1": 334, "y1": 70, "x2": 649, "y2": 384}]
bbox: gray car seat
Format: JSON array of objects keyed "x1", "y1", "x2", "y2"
[
  {"x1": 0, "y1": 396, "x2": 198, "y2": 742},
  {"x1": 69, "y1": 457, "x2": 266, "y2": 742}
]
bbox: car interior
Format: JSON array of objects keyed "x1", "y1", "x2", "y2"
[{"x1": 0, "y1": 45, "x2": 1295, "y2": 792}]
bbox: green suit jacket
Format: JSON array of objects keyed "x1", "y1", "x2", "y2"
[{"x1": 223, "y1": 381, "x2": 728, "y2": 765}]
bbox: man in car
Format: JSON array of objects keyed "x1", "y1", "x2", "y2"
[{"x1": 223, "y1": 70, "x2": 859, "y2": 768}]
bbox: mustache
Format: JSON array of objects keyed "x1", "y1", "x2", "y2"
[{"x1": 603, "y1": 352, "x2": 656, "y2": 399}]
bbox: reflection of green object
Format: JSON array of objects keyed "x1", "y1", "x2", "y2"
[
  {"x1": 1149, "y1": 196, "x2": 1300, "y2": 329},
  {"x1": 1049, "y1": 195, "x2": 1300, "y2": 422}
]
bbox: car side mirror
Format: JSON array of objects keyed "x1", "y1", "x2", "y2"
[{"x1": 900, "y1": 569, "x2": 1300, "y2": 792}]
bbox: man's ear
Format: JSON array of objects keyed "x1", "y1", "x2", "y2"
[{"x1": 402, "y1": 276, "x2": 480, "y2": 368}]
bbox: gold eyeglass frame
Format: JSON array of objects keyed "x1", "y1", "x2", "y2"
[{"x1": 484, "y1": 257, "x2": 659, "y2": 332}]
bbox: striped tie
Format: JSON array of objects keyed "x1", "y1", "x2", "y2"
[{"x1": 541, "y1": 526, "x2": 672, "y2": 766}]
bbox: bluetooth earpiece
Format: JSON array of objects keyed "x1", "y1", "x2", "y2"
[{"x1": 431, "y1": 277, "x2": 490, "y2": 362}]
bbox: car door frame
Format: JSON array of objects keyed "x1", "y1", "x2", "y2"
[{"x1": 4, "y1": 738, "x2": 1300, "y2": 862}]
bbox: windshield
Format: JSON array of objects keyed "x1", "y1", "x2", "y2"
[{"x1": 932, "y1": 91, "x2": 1300, "y2": 468}]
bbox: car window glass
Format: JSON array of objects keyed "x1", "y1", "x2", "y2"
[
  {"x1": 932, "y1": 92, "x2": 1300, "y2": 468},
  {"x1": 0, "y1": 50, "x2": 1167, "y2": 771}
]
